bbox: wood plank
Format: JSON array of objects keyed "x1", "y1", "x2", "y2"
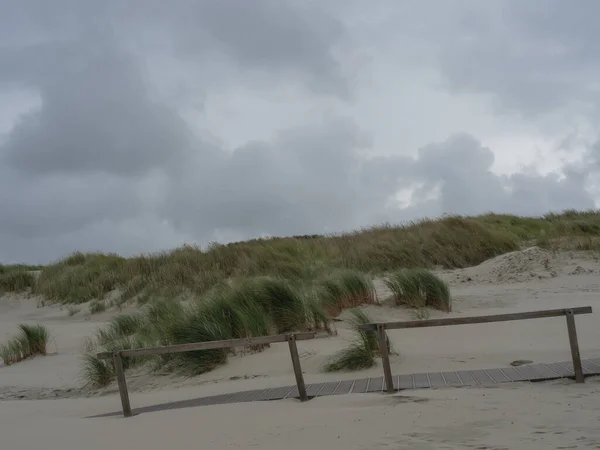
[
  {"x1": 358, "y1": 306, "x2": 592, "y2": 331},
  {"x1": 305, "y1": 383, "x2": 326, "y2": 397},
  {"x1": 273, "y1": 386, "x2": 295, "y2": 400},
  {"x1": 471, "y1": 370, "x2": 495, "y2": 385},
  {"x1": 316, "y1": 381, "x2": 340, "y2": 397},
  {"x1": 581, "y1": 360, "x2": 599, "y2": 375},
  {"x1": 287, "y1": 335, "x2": 308, "y2": 402},
  {"x1": 499, "y1": 367, "x2": 528, "y2": 382},
  {"x1": 396, "y1": 374, "x2": 413, "y2": 390},
  {"x1": 284, "y1": 387, "x2": 299, "y2": 399},
  {"x1": 565, "y1": 311, "x2": 585, "y2": 383},
  {"x1": 397, "y1": 374, "x2": 413, "y2": 389},
  {"x1": 513, "y1": 364, "x2": 543, "y2": 380},
  {"x1": 589, "y1": 357, "x2": 600, "y2": 368},
  {"x1": 97, "y1": 331, "x2": 316, "y2": 359},
  {"x1": 332, "y1": 380, "x2": 354, "y2": 395},
  {"x1": 352, "y1": 378, "x2": 369, "y2": 393},
  {"x1": 441, "y1": 371, "x2": 463, "y2": 387},
  {"x1": 256, "y1": 388, "x2": 284, "y2": 401},
  {"x1": 413, "y1": 373, "x2": 431, "y2": 388},
  {"x1": 193, "y1": 396, "x2": 217, "y2": 407},
  {"x1": 485, "y1": 368, "x2": 510, "y2": 383},
  {"x1": 377, "y1": 324, "x2": 395, "y2": 393},
  {"x1": 223, "y1": 390, "x2": 256, "y2": 404},
  {"x1": 544, "y1": 362, "x2": 573, "y2": 378},
  {"x1": 113, "y1": 353, "x2": 132, "y2": 418},
  {"x1": 427, "y1": 372, "x2": 445, "y2": 388},
  {"x1": 529, "y1": 364, "x2": 561, "y2": 380},
  {"x1": 456, "y1": 370, "x2": 478, "y2": 386},
  {"x1": 206, "y1": 393, "x2": 234, "y2": 405},
  {"x1": 583, "y1": 358, "x2": 600, "y2": 371},
  {"x1": 366, "y1": 376, "x2": 383, "y2": 393},
  {"x1": 240, "y1": 389, "x2": 269, "y2": 402},
  {"x1": 556, "y1": 361, "x2": 575, "y2": 376}
]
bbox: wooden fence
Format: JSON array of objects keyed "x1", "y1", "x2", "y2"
[
  {"x1": 97, "y1": 331, "x2": 317, "y2": 417},
  {"x1": 99, "y1": 306, "x2": 593, "y2": 418},
  {"x1": 358, "y1": 306, "x2": 594, "y2": 394}
]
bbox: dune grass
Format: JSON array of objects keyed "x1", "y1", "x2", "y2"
[
  {"x1": 385, "y1": 269, "x2": 451, "y2": 311},
  {"x1": 4, "y1": 211, "x2": 600, "y2": 305},
  {"x1": 6, "y1": 210, "x2": 600, "y2": 381},
  {"x1": 0, "y1": 324, "x2": 51, "y2": 365},
  {"x1": 0, "y1": 270, "x2": 36, "y2": 294},
  {"x1": 89, "y1": 300, "x2": 107, "y2": 314},
  {"x1": 323, "y1": 308, "x2": 394, "y2": 372},
  {"x1": 81, "y1": 273, "x2": 378, "y2": 386},
  {"x1": 318, "y1": 270, "x2": 377, "y2": 316}
]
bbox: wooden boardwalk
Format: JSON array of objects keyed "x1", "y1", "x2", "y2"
[{"x1": 91, "y1": 357, "x2": 600, "y2": 418}]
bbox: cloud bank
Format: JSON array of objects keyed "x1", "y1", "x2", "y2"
[{"x1": 1, "y1": 0, "x2": 598, "y2": 263}]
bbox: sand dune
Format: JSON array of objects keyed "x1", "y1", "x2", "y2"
[{"x1": 2, "y1": 248, "x2": 600, "y2": 448}]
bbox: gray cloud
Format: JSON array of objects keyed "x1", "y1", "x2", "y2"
[
  {"x1": 0, "y1": 36, "x2": 192, "y2": 176},
  {"x1": 0, "y1": 1, "x2": 598, "y2": 264},
  {"x1": 431, "y1": 0, "x2": 600, "y2": 116}
]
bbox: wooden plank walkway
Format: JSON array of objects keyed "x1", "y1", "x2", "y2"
[{"x1": 90, "y1": 357, "x2": 600, "y2": 418}]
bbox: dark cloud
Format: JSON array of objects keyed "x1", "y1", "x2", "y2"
[
  {"x1": 159, "y1": 118, "x2": 379, "y2": 238},
  {"x1": 0, "y1": 1, "x2": 597, "y2": 264},
  {"x1": 0, "y1": 37, "x2": 192, "y2": 176},
  {"x1": 432, "y1": 0, "x2": 600, "y2": 115}
]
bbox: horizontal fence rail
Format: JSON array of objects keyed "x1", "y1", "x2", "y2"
[
  {"x1": 358, "y1": 306, "x2": 593, "y2": 331},
  {"x1": 99, "y1": 332, "x2": 317, "y2": 418},
  {"x1": 360, "y1": 306, "x2": 593, "y2": 394},
  {"x1": 99, "y1": 307, "x2": 593, "y2": 418},
  {"x1": 96, "y1": 331, "x2": 317, "y2": 360}
]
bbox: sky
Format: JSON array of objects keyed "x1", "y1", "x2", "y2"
[{"x1": 1, "y1": 0, "x2": 600, "y2": 264}]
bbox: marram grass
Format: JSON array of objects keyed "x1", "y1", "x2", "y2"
[
  {"x1": 385, "y1": 269, "x2": 451, "y2": 311},
  {"x1": 80, "y1": 277, "x2": 337, "y2": 386},
  {"x1": 0, "y1": 324, "x2": 50, "y2": 365},
  {"x1": 323, "y1": 308, "x2": 393, "y2": 372}
]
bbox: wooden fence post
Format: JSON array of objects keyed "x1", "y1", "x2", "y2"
[
  {"x1": 377, "y1": 324, "x2": 395, "y2": 394},
  {"x1": 287, "y1": 334, "x2": 308, "y2": 401},
  {"x1": 113, "y1": 352, "x2": 133, "y2": 417},
  {"x1": 565, "y1": 310, "x2": 585, "y2": 383}
]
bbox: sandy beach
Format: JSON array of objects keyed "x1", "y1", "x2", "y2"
[{"x1": 2, "y1": 247, "x2": 600, "y2": 449}]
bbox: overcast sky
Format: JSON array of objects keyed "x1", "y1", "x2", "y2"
[{"x1": 1, "y1": 1, "x2": 599, "y2": 264}]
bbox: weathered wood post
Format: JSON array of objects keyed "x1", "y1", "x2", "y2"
[
  {"x1": 565, "y1": 309, "x2": 585, "y2": 383},
  {"x1": 113, "y1": 351, "x2": 133, "y2": 417},
  {"x1": 377, "y1": 324, "x2": 395, "y2": 393},
  {"x1": 287, "y1": 334, "x2": 308, "y2": 401}
]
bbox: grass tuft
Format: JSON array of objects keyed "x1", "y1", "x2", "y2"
[
  {"x1": 0, "y1": 324, "x2": 50, "y2": 365},
  {"x1": 323, "y1": 308, "x2": 392, "y2": 372},
  {"x1": 81, "y1": 354, "x2": 114, "y2": 387},
  {"x1": 0, "y1": 270, "x2": 36, "y2": 294},
  {"x1": 89, "y1": 300, "x2": 107, "y2": 314},
  {"x1": 67, "y1": 305, "x2": 81, "y2": 316},
  {"x1": 318, "y1": 270, "x2": 376, "y2": 316},
  {"x1": 385, "y1": 269, "x2": 451, "y2": 311}
]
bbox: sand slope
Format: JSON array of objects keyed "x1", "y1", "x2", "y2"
[
  {"x1": 2, "y1": 378, "x2": 600, "y2": 450},
  {"x1": 2, "y1": 248, "x2": 600, "y2": 448}
]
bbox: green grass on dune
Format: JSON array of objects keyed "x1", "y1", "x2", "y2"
[
  {"x1": 0, "y1": 270, "x2": 36, "y2": 294},
  {"x1": 5, "y1": 210, "x2": 600, "y2": 305},
  {"x1": 82, "y1": 273, "x2": 374, "y2": 386},
  {"x1": 0, "y1": 324, "x2": 51, "y2": 365},
  {"x1": 323, "y1": 308, "x2": 395, "y2": 372},
  {"x1": 5, "y1": 210, "x2": 600, "y2": 383},
  {"x1": 385, "y1": 269, "x2": 451, "y2": 311}
]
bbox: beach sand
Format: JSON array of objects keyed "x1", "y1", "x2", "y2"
[{"x1": 2, "y1": 247, "x2": 600, "y2": 448}]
